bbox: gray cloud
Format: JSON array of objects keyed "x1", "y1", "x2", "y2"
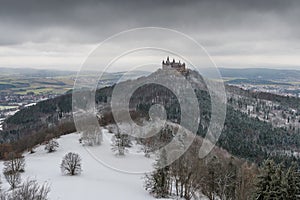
[{"x1": 0, "y1": 0, "x2": 299, "y2": 69}]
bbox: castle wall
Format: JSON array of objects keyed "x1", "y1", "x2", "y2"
[{"x1": 162, "y1": 58, "x2": 187, "y2": 75}]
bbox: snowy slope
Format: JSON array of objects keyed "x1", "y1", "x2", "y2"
[{"x1": 0, "y1": 129, "x2": 161, "y2": 200}]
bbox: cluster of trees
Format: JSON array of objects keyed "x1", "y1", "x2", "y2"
[
  {"x1": 0, "y1": 121, "x2": 75, "y2": 160},
  {"x1": 145, "y1": 138, "x2": 258, "y2": 200},
  {"x1": 0, "y1": 151, "x2": 81, "y2": 199},
  {"x1": 0, "y1": 150, "x2": 79, "y2": 190},
  {"x1": 146, "y1": 142, "x2": 300, "y2": 200},
  {"x1": 218, "y1": 107, "x2": 300, "y2": 165},
  {"x1": 0, "y1": 91, "x2": 73, "y2": 148},
  {"x1": 255, "y1": 159, "x2": 300, "y2": 199},
  {"x1": 0, "y1": 152, "x2": 49, "y2": 200},
  {"x1": 2, "y1": 152, "x2": 25, "y2": 189},
  {"x1": 5, "y1": 93, "x2": 72, "y2": 127},
  {"x1": 0, "y1": 179, "x2": 50, "y2": 200},
  {"x1": 226, "y1": 85, "x2": 300, "y2": 111},
  {"x1": 139, "y1": 124, "x2": 176, "y2": 158},
  {"x1": 0, "y1": 136, "x2": 81, "y2": 199},
  {"x1": 131, "y1": 82, "x2": 300, "y2": 167},
  {"x1": 229, "y1": 93, "x2": 300, "y2": 132}
]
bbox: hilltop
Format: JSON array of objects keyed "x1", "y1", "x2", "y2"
[{"x1": 1, "y1": 60, "x2": 300, "y2": 165}]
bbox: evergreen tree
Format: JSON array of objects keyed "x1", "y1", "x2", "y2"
[
  {"x1": 255, "y1": 159, "x2": 276, "y2": 199},
  {"x1": 267, "y1": 163, "x2": 284, "y2": 199},
  {"x1": 256, "y1": 160, "x2": 300, "y2": 200},
  {"x1": 284, "y1": 162, "x2": 300, "y2": 200}
]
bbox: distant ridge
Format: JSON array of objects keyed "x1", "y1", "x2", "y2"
[
  {"x1": 0, "y1": 67, "x2": 76, "y2": 77},
  {"x1": 1, "y1": 66, "x2": 300, "y2": 81},
  {"x1": 201, "y1": 67, "x2": 300, "y2": 81}
]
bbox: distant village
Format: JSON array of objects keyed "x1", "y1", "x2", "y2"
[
  {"x1": 228, "y1": 83, "x2": 300, "y2": 98},
  {"x1": 228, "y1": 93, "x2": 300, "y2": 132},
  {"x1": 0, "y1": 92, "x2": 58, "y2": 129}
]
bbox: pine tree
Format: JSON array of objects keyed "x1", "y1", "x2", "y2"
[
  {"x1": 267, "y1": 163, "x2": 284, "y2": 199},
  {"x1": 255, "y1": 160, "x2": 300, "y2": 200},
  {"x1": 284, "y1": 162, "x2": 300, "y2": 200},
  {"x1": 255, "y1": 159, "x2": 276, "y2": 199}
]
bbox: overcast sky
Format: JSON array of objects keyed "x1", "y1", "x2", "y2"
[{"x1": 0, "y1": 0, "x2": 299, "y2": 71}]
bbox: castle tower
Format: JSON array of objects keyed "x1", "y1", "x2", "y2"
[{"x1": 162, "y1": 57, "x2": 187, "y2": 75}]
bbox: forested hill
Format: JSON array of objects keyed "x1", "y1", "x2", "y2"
[
  {"x1": 1, "y1": 68, "x2": 300, "y2": 166},
  {"x1": 226, "y1": 85, "x2": 300, "y2": 110}
]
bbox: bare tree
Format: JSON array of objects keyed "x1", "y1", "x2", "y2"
[
  {"x1": 81, "y1": 130, "x2": 102, "y2": 146},
  {"x1": 201, "y1": 156, "x2": 222, "y2": 200},
  {"x1": 2, "y1": 153, "x2": 24, "y2": 190},
  {"x1": 44, "y1": 139, "x2": 59, "y2": 153},
  {"x1": 0, "y1": 179, "x2": 50, "y2": 200},
  {"x1": 3, "y1": 152, "x2": 25, "y2": 174},
  {"x1": 10, "y1": 179, "x2": 50, "y2": 200},
  {"x1": 4, "y1": 172, "x2": 21, "y2": 190},
  {"x1": 215, "y1": 167, "x2": 237, "y2": 200},
  {"x1": 142, "y1": 139, "x2": 152, "y2": 158},
  {"x1": 169, "y1": 138, "x2": 204, "y2": 200},
  {"x1": 145, "y1": 151, "x2": 171, "y2": 198},
  {"x1": 0, "y1": 175, "x2": 2, "y2": 193},
  {"x1": 60, "y1": 152, "x2": 82, "y2": 175},
  {"x1": 80, "y1": 119, "x2": 103, "y2": 146},
  {"x1": 0, "y1": 194, "x2": 6, "y2": 200},
  {"x1": 111, "y1": 133, "x2": 131, "y2": 156},
  {"x1": 236, "y1": 162, "x2": 257, "y2": 200}
]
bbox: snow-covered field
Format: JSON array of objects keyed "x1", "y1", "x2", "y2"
[{"x1": 0, "y1": 129, "x2": 161, "y2": 200}]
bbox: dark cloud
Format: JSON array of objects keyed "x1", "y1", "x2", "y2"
[
  {"x1": 0, "y1": 0, "x2": 298, "y2": 43},
  {"x1": 0, "y1": 0, "x2": 299, "y2": 69}
]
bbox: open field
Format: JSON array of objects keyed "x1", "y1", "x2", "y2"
[
  {"x1": 0, "y1": 70, "x2": 147, "y2": 96},
  {"x1": 0, "y1": 76, "x2": 75, "y2": 95},
  {"x1": 0, "y1": 105, "x2": 18, "y2": 110}
]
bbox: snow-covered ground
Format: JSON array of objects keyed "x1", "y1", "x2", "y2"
[{"x1": 0, "y1": 129, "x2": 161, "y2": 200}]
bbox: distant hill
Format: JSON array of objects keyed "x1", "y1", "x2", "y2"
[
  {"x1": 0, "y1": 67, "x2": 76, "y2": 78},
  {"x1": 218, "y1": 68, "x2": 300, "y2": 81},
  {"x1": 2, "y1": 67, "x2": 300, "y2": 81},
  {"x1": 226, "y1": 78, "x2": 292, "y2": 85},
  {"x1": 0, "y1": 68, "x2": 150, "y2": 95}
]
